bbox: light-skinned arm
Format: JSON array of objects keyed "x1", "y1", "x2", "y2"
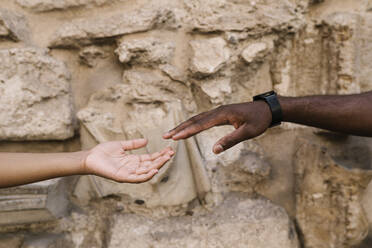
[
  {"x1": 164, "y1": 91, "x2": 372, "y2": 154},
  {"x1": 0, "y1": 138, "x2": 174, "y2": 188}
]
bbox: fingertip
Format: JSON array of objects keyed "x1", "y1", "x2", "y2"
[
  {"x1": 172, "y1": 134, "x2": 182, "y2": 140},
  {"x1": 163, "y1": 133, "x2": 171, "y2": 139},
  {"x1": 213, "y1": 144, "x2": 224, "y2": 154},
  {"x1": 134, "y1": 138, "x2": 148, "y2": 146},
  {"x1": 164, "y1": 146, "x2": 172, "y2": 151}
]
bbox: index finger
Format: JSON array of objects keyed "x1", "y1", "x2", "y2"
[
  {"x1": 164, "y1": 106, "x2": 228, "y2": 140},
  {"x1": 163, "y1": 111, "x2": 209, "y2": 139}
]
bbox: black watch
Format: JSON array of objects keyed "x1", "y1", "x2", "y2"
[{"x1": 253, "y1": 91, "x2": 282, "y2": 127}]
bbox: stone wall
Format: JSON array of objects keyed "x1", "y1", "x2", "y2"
[{"x1": 1, "y1": 0, "x2": 372, "y2": 247}]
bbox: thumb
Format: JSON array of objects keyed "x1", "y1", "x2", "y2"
[{"x1": 213, "y1": 126, "x2": 251, "y2": 154}]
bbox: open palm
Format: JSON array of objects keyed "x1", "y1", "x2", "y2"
[{"x1": 84, "y1": 139, "x2": 174, "y2": 183}]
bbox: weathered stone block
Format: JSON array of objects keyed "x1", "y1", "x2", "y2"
[
  {"x1": 241, "y1": 42, "x2": 270, "y2": 64},
  {"x1": 115, "y1": 37, "x2": 175, "y2": 66},
  {"x1": 184, "y1": 0, "x2": 303, "y2": 34},
  {"x1": 294, "y1": 141, "x2": 372, "y2": 247},
  {"x1": 76, "y1": 71, "x2": 210, "y2": 210},
  {"x1": 273, "y1": 13, "x2": 362, "y2": 97},
  {"x1": 189, "y1": 37, "x2": 230, "y2": 76},
  {"x1": 199, "y1": 77, "x2": 231, "y2": 105},
  {"x1": 0, "y1": 235, "x2": 23, "y2": 248},
  {"x1": 357, "y1": 14, "x2": 372, "y2": 92},
  {"x1": 108, "y1": 193, "x2": 299, "y2": 248},
  {"x1": 78, "y1": 46, "x2": 107, "y2": 67},
  {"x1": 323, "y1": 12, "x2": 362, "y2": 94},
  {"x1": 0, "y1": 48, "x2": 75, "y2": 140},
  {"x1": 0, "y1": 178, "x2": 71, "y2": 225},
  {"x1": 0, "y1": 9, "x2": 29, "y2": 42},
  {"x1": 16, "y1": 0, "x2": 109, "y2": 12},
  {"x1": 50, "y1": 7, "x2": 178, "y2": 48}
]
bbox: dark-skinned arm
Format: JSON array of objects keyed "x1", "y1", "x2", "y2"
[{"x1": 163, "y1": 91, "x2": 372, "y2": 154}]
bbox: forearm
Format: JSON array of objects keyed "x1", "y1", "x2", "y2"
[
  {"x1": 278, "y1": 91, "x2": 372, "y2": 136},
  {"x1": 0, "y1": 151, "x2": 88, "y2": 188}
]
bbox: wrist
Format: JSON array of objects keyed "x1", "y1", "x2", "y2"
[
  {"x1": 277, "y1": 95, "x2": 304, "y2": 123},
  {"x1": 75, "y1": 150, "x2": 91, "y2": 175},
  {"x1": 251, "y1": 100, "x2": 272, "y2": 127}
]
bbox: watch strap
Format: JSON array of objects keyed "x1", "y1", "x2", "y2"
[{"x1": 253, "y1": 91, "x2": 282, "y2": 127}]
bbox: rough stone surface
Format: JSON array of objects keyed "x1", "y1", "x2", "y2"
[
  {"x1": 16, "y1": 0, "x2": 109, "y2": 12},
  {"x1": 76, "y1": 72, "x2": 209, "y2": 211},
  {"x1": 184, "y1": 0, "x2": 303, "y2": 34},
  {"x1": 109, "y1": 193, "x2": 299, "y2": 248},
  {"x1": 294, "y1": 141, "x2": 372, "y2": 247},
  {"x1": 199, "y1": 77, "x2": 231, "y2": 104},
  {"x1": 241, "y1": 42, "x2": 269, "y2": 64},
  {"x1": 50, "y1": 6, "x2": 179, "y2": 48},
  {"x1": 115, "y1": 37, "x2": 175, "y2": 66},
  {"x1": 273, "y1": 12, "x2": 362, "y2": 97},
  {"x1": 0, "y1": 236, "x2": 23, "y2": 248},
  {"x1": 0, "y1": 9, "x2": 29, "y2": 42},
  {"x1": 78, "y1": 45, "x2": 107, "y2": 67},
  {"x1": 189, "y1": 37, "x2": 230, "y2": 76},
  {"x1": 0, "y1": 178, "x2": 72, "y2": 225},
  {"x1": 0, "y1": 48, "x2": 74, "y2": 140}
]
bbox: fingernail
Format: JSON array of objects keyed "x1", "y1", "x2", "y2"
[
  {"x1": 213, "y1": 144, "x2": 224, "y2": 154},
  {"x1": 164, "y1": 131, "x2": 173, "y2": 137},
  {"x1": 172, "y1": 133, "x2": 182, "y2": 140}
]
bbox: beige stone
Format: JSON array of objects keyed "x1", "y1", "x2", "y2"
[
  {"x1": 0, "y1": 9, "x2": 29, "y2": 42},
  {"x1": 241, "y1": 42, "x2": 269, "y2": 64},
  {"x1": 189, "y1": 37, "x2": 230, "y2": 76},
  {"x1": 50, "y1": 6, "x2": 178, "y2": 48},
  {"x1": 76, "y1": 74, "x2": 210, "y2": 211},
  {"x1": 16, "y1": 0, "x2": 109, "y2": 12},
  {"x1": 323, "y1": 12, "x2": 362, "y2": 94},
  {"x1": 121, "y1": 68, "x2": 196, "y2": 112},
  {"x1": 108, "y1": 193, "x2": 299, "y2": 248},
  {"x1": 0, "y1": 48, "x2": 74, "y2": 140},
  {"x1": 0, "y1": 236, "x2": 23, "y2": 248},
  {"x1": 199, "y1": 77, "x2": 231, "y2": 105},
  {"x1": 0, "y1": 178, "x2": 72, "y2": 225},
  {"x1": 294, "y1": 141, "x2": 372, "y2": 247},
  {"x1": 354, "y1": 14, "x2": 372, "y2": 92},
  {"x1": 184, "y1": 0, "x2": 303, "y2": 33},
  {"x1": 159, "y1": 64, "x2": 187, "y2": 83},
  {"x1": 115, "y1": 37, "x2": 175, "y2": 66},
  {"x1": 78, "y1": 46, "x2": 107, "y2": 67},
  {"x1": 273, "y1": 13, "x2": 362, "y2": 97}
]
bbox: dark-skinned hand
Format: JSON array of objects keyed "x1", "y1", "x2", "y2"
[{"x1": 163, "y1": 101, "x2": 272, "y2": 154}]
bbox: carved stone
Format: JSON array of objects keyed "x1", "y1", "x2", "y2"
[
  {"x1": 294, "y1": 141, "x2": 372, "y2": 247},
  {"x1": 108, "y1": 193, "x2": 299, "y2": 248},
  {"x1": 0, "y1": 48, "x2": 75, "y2": 140},
  {"x1": 0, "y1": 178, "x2": 71, "y2": 225},
  {"x1": 76, "y1": 71, "x2": 210, "y2": 210}
]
